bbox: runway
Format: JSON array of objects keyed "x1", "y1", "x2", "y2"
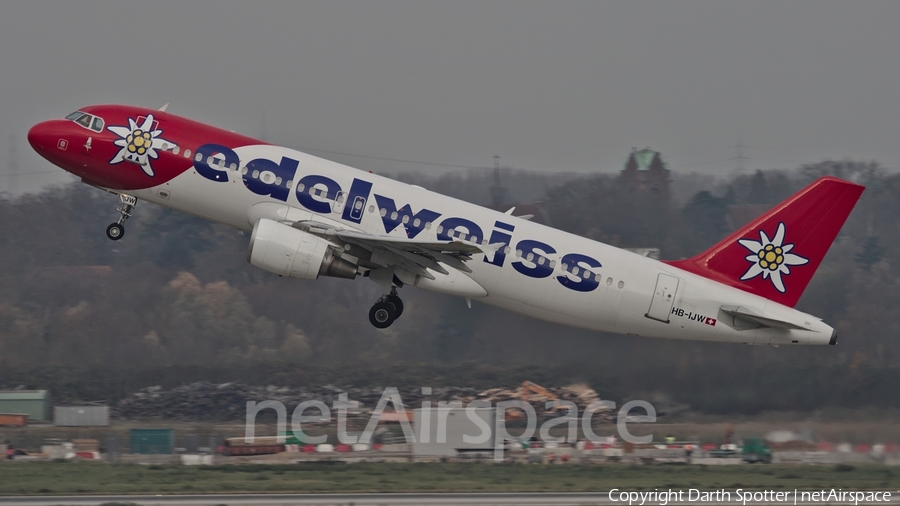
[
  {"x1": 0, "y1": 494, "x2": 607, "y2": 506},
  {"x1": 0, "y1": 492, "x2": 898, "y2": 506}
]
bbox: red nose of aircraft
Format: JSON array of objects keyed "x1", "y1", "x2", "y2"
[
  {"x1": 28, "y1": 121, "x2": 51, "y2": 152},
  {"x1": 27, "y1": 119, "x2": 70, "y2": 159}
]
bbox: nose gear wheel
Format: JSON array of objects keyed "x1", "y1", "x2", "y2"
[
  {"x1": 106, "y1": 194, "x2": 136, "y2": 241},
  {"x1": 106, "y1": 223, "x2": 125, "y2": 240}
]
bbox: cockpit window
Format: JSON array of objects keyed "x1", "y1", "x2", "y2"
[
  {"x1": 75, "y1": 114, "x2": 93, "y2": 129},
  {"x1": 68, "y1": 111, "x2": 105, "y2": 132}
]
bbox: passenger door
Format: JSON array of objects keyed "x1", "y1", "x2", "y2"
[{"x1": 645, "y1": 273, "x2": 679, "y2": 323}]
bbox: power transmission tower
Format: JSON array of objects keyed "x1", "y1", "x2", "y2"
[
  {"x1": 489, "y1": 154, "x2": 508, "y2": 209},
  {"x1": 729, "y1": 136, "x2": 749, "y2": 173}
]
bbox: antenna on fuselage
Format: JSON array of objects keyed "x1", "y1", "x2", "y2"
[{"x1": 159, "y1": 103, "x2": 169, "y2": 112}]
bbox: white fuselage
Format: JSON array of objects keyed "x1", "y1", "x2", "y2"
[{"x1": 127, "y1": 144, "x2": 834, "y2": 346}]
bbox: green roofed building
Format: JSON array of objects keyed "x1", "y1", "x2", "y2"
[
  {"x1": 618, "y1": 147, "x2": 671, "y2": 201},
  {"x1": 0, "y1": 390, "x2": 50, "y2": 421}
]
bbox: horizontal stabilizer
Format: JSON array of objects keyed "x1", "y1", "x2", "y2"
[{"x1": 719, "y1": 305, "x2": 811, "y2": 331}]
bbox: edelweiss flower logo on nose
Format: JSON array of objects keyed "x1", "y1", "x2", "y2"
[
  {"x1": 738, "y1": 222, "x2": 808, "y2": 293},
  {"x1": 107, "y1": 114, "x2": 175, "y2": 177}
]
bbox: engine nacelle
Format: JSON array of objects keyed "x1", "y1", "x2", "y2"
[{"x1": 248, "y1": 219, "x2": 358, "y2": 280}]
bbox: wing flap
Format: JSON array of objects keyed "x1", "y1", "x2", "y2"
[
  {"x1": 336, "y1": 229, "x2": 486, "y2": 254},
  {"x1": 291, "y1": 220, "x2": 499, "y2": 275}
]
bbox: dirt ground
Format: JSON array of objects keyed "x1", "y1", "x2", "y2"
[{"x1": 4, "y1": 409, "x2": 900, "y2": 449}]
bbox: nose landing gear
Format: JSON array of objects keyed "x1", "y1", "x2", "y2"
[
  {"x1": 106, "y1": 223, "x2": 125, "y2": 240},
  {"x1": 106, "y1": 194, "x2": 137, "y2": 241},
  {"x1": 368, "y1": 290, "x2": 404, "y2": 328}
]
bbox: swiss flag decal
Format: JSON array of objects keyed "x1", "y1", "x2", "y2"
[{"x1": 705, "y1": 317, "x2": 717, "y2": 326}]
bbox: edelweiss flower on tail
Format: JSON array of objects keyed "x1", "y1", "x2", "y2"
[{"x1": 737, "y1": 222, "x2": 809, "y2": 293}]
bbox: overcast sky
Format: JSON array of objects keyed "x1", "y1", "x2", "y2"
[{"x1": 2, "y1": 1, "x2": 899, "y2": 194}]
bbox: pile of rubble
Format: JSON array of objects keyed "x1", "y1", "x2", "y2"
[
  {"x1": 114, "y1": 381, "x2": 613, "y2": 422},
  {"x1": 473, "y1": 382, "x2": 613, "y2": 420}
]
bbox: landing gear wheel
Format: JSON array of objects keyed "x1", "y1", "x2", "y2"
[
  {"x1": 106, "y1": 223, "x2": 125, "y2": 241},
  {"x1": 385, "y1": 295, "x2": 404, "y2": 318},
  {"x1": 106, "y1": 194, "x2": 136, "y2": 241},
  {"x1": 369, "y1": 301, "x2": 397, "y2": 329}
]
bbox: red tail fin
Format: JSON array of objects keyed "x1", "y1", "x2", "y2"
[{"x1": 666, "y1": 176, "x2": 864, "y2": 307}]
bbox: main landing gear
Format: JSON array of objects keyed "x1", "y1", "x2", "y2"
[
  {"x1": 106, "y1": 194, "x2": 137, "y2": 241},
  {"x1": 368, "y1": 290, "x2": 404, "y2": 329}
]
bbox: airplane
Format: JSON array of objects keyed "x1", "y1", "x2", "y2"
[{"x1": 27, "y1": 104, "x2": 864, "y2": 345}]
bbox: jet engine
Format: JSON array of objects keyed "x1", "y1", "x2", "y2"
[{"x1": 248, "y1": 219, "x2": 358, "y2": 280}]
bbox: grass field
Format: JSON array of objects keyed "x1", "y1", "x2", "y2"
[{"x1": 0, "y1": 462, "x2": 898, "y2": 495}]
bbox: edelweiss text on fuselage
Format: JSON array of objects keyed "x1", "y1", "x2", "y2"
[{"x1": 193, "y1": 143, "x2": 604, "y2": 293}]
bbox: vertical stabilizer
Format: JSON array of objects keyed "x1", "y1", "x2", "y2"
[{"x1": 666, "y1": 176, "x2": 864, "y2": 307}]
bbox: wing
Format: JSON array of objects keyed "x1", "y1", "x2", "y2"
[{"x1": 291, "y1": 220, "x2": 501, "y2": 281}]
